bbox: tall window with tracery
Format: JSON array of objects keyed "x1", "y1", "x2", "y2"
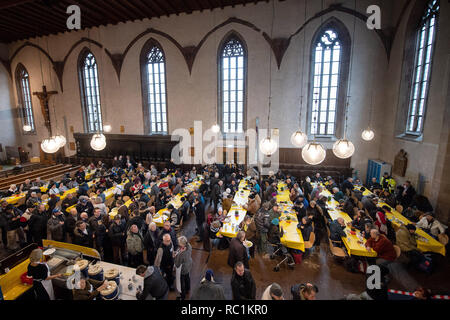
[
  {"x1": 141, "y1": 41, "x2": 168, "y2": 134},
  {"x1": 310, "y1": 29, "x2": 342, "y2": 136},
  {"x1": 15, "y1": 64, "x2": 35, "y2": 133},
  {"x1": 406, "y1": 0, "x2": 439, "y2": 134},
  {"x1": 219, "y1": 35, "x2": 246, "y2": 134},
  {"x1": 78, "y1": 50, "x2": 102, "y2": 133}
]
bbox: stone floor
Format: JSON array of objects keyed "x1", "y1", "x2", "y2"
[{"x1": 2, "y1": 209, "x2": 449, "y2": 300}]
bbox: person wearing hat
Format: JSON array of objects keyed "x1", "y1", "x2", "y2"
[
  {"x1": 291, "y1": 283, "x2": 318, "y2": 300},
  {"x1": 261, "y1": 282, "x2": 284, "y2": 300},
  {"x1": 396, "y1": 223, "x2": 424, "y2": 267},
  {"x1": 47, "y1": 207, "x2": 65, "y2": 242},
  {"x1": 76, "y1": 196, "x2": 94, "y2": 217},
  {"x1": 267, "y1": 218, "x2": 286, "y2": 255},
  {"x1": 190, "y1": 269, "x2": 226, "y2": 300},
  {"x1": 228, "y1": 231, "x2": 249, "y2": 269},
  {"x1": 28, "y1": 248, "x2": 63, "y2": 300}
]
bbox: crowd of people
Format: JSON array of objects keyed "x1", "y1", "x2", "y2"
[{"x1": 0, "y1": 158, "x2": 447, "y2": 301}]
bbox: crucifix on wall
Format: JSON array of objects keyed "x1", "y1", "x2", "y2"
[{"x1": 33, "y1": 85, "x2": 58, "y2": 136}]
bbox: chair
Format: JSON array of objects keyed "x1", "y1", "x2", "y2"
[
  {"x1": 395, "y1": 205, "x2": 403, "y2": 213},
  {"x1": 328, "y1": 239, "x2": 347, "y2": 258},
  {"x1": 304, "y1": 232, "x2": 315, "y2": 249},
  {"x1": 393, "y1": 245, "x2": 401, "y2": 259},
  {"x1": 438, "y1": 234, "x2": 449, "y2": 246}
]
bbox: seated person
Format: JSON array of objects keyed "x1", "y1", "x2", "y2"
[
  {"x1": 332, "y1": 187, "x2": 345, "y2": 202},
  {"x1": 329, "y1": 218, "x2": 346, "y2": 246},
  {"x1": 396, "y1": 224, "x2": 424, "y2": 267},
  {"x1": 365, "y1": 229, "x2": 397, "y2": 266},
  {"x1": 351, "y1": 210, "x2": 372, "y2": 231},
  {"x1": 416, "y1": 213, "x2": 447, "y2": 238},
  {"x1": 367, "y1": 177, "x2": 382, "y2": 192},
  {"x1": 267, "y1": 218, "x2": 286, "y2": 255},
  {"x1": 297, "y1": 216, "x2": 313, "y2": 242},
  {"x1": 72, "y1": 276, "x2": 108, "y2": 300}
]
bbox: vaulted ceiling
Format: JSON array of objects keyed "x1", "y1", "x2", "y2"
[{"x1": 0, "y1": 0, "x2": 285, "y2": 43}]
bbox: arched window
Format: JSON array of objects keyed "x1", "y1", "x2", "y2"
[
  {"x1": 15, "y1": 63, "x2": 35, "y2": 133},
  {"x1": 78, "y1": 49, "x2": 102, "y2": 133},
  {"x1": 219, "y1": 33, "x2": 247, "y2": 134},
  {"x1": 308, "y1": 19, "x2": 350, "y2": 138},
  {"x1": 140, "y1": 39, "x2": 168, "y2": 134},
  {"x1": 406, "y1": 0, "x2": 439, "y2": 134}
]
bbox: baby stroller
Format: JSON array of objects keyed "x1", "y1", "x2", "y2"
[{"x1": 269, "y1": 242, "x2": 295, "y2": 272}]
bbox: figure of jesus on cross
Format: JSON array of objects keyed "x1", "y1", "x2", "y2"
[{"x1": 33, "y1": 85, "x2": 58, "y2": 136}]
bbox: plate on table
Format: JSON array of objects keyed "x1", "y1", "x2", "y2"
[
  {"x1": 43, "y1": 248, "x2": 56, "y2": 256},
  {"x1": 243, "y1": 240, "x2": 253, "y2": 248}
]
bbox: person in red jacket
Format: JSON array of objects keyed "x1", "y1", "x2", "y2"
[{"x1": 365, "y1": 228, "x2": 397, "y2": 266}]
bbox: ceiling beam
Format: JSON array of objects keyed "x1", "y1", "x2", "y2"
[
  {"x1": 0, "y1": 0, "x2": 36, "y2": 10},
  {"x1": 113, "y1": 0, "x2": 146, "y2": 20},
  {"x1": 192, "y1": 0, "x2": 204, "y2": 12},
  {"x1": 4, "y1": 6, "x2": 63, "y2": 33},
  {"x1": 179, "y1": 0, "x2": 193, "y2": 14},
  {"x1": 155, "y1": 0, "x2": 179, "y2": 16},
  {"x1": 204, "y1": 0, "x2": 214, "y2": 11},
  {"x1": 102, "y1": 0, "x2": 137, "y2": 22},
  {"x1": 52, "y1": 0, "x2": 98, "y2": 26},
  {"x1": 80, "y1": 0, "x2": 123, "y2": 24},
  {"x1": 140, "y1": 0, "x2": 166, "y2": 17},
  {"x1": 128, "y1": 0, "x2": 157, "y2": 19},
  {"x1": 0, "y1": 10, "x2": 59, "y2": 36},
  {"x1": 151, "y1": 0, "x2": 171, "y2": 17}
]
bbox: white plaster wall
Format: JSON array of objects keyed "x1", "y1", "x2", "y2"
[
  {"x1": 6, "y1": 0, "x2": 398, "y2": 181},
  {"x1": 379, "y1": 0, "x2": 450, "y2": 205}
]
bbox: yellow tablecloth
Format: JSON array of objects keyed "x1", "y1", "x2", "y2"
[
  {"x1": 276, "y1": 183, "x2": 304, "y2": 252},
  {"x1": 219, "y1": 179, "x2": 251, "y2": 238},
  {"x1": 354, "y1": 186, "x2": 446, "y2": 256},
  {"x1": 320, "y1": 187, "x2": 377, "y2": 257}
]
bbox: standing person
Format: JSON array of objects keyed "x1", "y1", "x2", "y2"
[
  {"x1": 254, "y1": 202, "x2": 271, "y2": 255},
  {"x1": 230, "y1": 261, "x2": 256, "y2": 300},
  {"x1": 28, "y1": 204, "x2": 47, "y2": 247},
  {"x1": 4, "y1": 204, "x2": 24, "y2": 250},
  {"x1": 73, "y1": 221, "x2": 93, "y2": 248},
  {"x1": 64, "y1": 208, "x2": 78, "y2": 243},
  {"x1": 135, "y1": 265, "x2": 169, "y2": 300},
  {"x1": 126, "y1": 224, "x2": 144, "y2": 268},
  {"x1": 190, "y1": 269, "x2": 226, "y2": 300},
  {"x1": 27, "y1": 249, "x2": 62, "y2": 300},
  {"x1": 47, "y1": 208, "x2": 65, "y2": 242},
  {"x1": 174, "y1": 236, "x2": 192, "y2": 300},
  {"x1": 154, "y1": 233, "x2": 175, "y2": 290},
  {"x1": 88, "y1": 208, "x2": 106, "y2": 259},
  {"x1": 228, "y1": 231, "x2": 249, "y2": 269},
  {"x1": 109, "y1": 215, "x2": 127, "y2": 265},
  {"x1": 143, "y1": 222, "x2": 159, "y2": 265},
  {"x1": 239, "y1": 215, "x2": 257, "y2": 258},
  {"x1": 193, "y1": 197, "x2": 205, "y2": 242}
]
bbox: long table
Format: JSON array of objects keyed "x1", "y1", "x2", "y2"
[
  {"x1": 219, "y1": 178, "x2": 251, "y2": 238},
  {"x1": 355, "y1": 186, "x2": 446, "y2": 256},
  {"x1": 276, "y1": 182, "x2": 305, "y2": 252},
  {"x1": 317, "y1": 185, "x2": 377, "y2": 257}
]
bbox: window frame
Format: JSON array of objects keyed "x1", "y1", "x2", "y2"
[
  {"x1": 15, "y1": 63, "x2": 36, "y2": 135},
  {"x1": 217, "y1": 31, "x2": 248, "y2": 139},
  {"x1": 405, "y1": 0, "x2": 439, "y2": 136},
  {"x1": 77, "y1": 48, "x2": 103, "y2": 134},
  {"x1": 307, "y1": 18, "x2": 351, "y2": 141},
  {"x1": 140, "y1": 38, "x2": 169, "y2": 135}
]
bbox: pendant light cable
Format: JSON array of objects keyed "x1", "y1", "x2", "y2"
[
  {"x1": 267, "y1": 0, "x2": 275, "y2": 135},
  {"x1": 344, "y1": 0, "x2": 357, "y2": 140}
]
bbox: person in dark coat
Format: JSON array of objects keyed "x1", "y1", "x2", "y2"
[
  {"x1": 28, "y1": 204, "x2": 48, "y2": 247},
  {"x1": 341, "y1": 177, "x2": 354, "y2": 195},
  {"x1": 154, "y1": 233, "x2": 175, "y2": 290},
  {"x1": 72, "y1": 221, "x2": 93, "y2": 248},
  {"x1": 76, "y1": 197, "x2": 94, "y2": 217},
  {"x1": 329, "y1": 218, "x2": 347, "y2": 246},
  {"x1": 227, "y1": 231, "x2": 249, "y2": 269},
  {"x1": 291, "y1": 283, "x2": 318, "y2": 300},
  {"x1": 190, "y1": 269, "x2": 226, "y2": 300},
  {"x1": 108, "y1": 215, "x2": 127, "y2": 265},
  {"x1": 64, "y1": 208, "x2": 78, "y2": 243},
  {"x1": 47, "y1": 208, "x2": 65, "y2": 242},
  {"x1": 88, "y1": 208, "x2": 107, "y2": 259},
  {"x1": 158, "y1": 220, "x2": 178, "y2": 250},
  {"x1": 143, "y1": 222, "x2": 159, "y2": 265},
  {"x1": 136, "y1": 265, "x2": 169, "y2": 300},
  {"x1": 193, "y1": 197, "x2": 205, "y2": 241},
  {"x1": 72, "y1": 277, "x2": 108, "y2": 300},
  {"x1": 230, "y1": 261, "x2": 256, "y2": 300}
]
